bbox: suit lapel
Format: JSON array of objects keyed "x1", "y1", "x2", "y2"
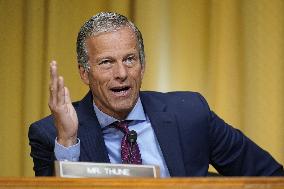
[
  {"x1": 141, "y1": 93, "x2": 186, "y2": 176},
  {"x1": 76, "y1": 91, "x2": 110, "y2": 163}
]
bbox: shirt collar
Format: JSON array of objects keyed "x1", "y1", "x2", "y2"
[{"x1": 93, "y1": 98, "x2": 146, "y2": 129}]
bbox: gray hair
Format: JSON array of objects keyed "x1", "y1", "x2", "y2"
[{"x1": 76, "y1": 12, "x2": 145, "y2": 70}]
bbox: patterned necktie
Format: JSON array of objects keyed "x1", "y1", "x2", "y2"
[{"x1": 114, "y1": 121, "x2": 142, "y2": 164}]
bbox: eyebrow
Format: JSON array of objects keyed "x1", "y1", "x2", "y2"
[
  {"x1": 96, "y1": 56, "x2": 115, "y2": 62},
  {"x1": 123, "y1": 53, "x2": 136, "y2": 58},
  {"x1": 95, "y1": 51, "x2": 138, "y2": 61}
]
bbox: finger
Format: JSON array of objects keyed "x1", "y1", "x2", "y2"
[
  {"x1": 49, "y1": 61, "x2": 58, "y2": 105},
  {"x1": 57, "y1": 76, "x2": 65, "y2": 105},
  {"x1": 64, "y1": 87, "x2": 72, "y2": 104},
  {"x1": 50, "y1": 60, "x2": 58, "y2": 88}
]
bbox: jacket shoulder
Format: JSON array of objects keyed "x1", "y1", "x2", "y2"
[{"x1": 140, "y1": 91, "x2": 210, "y2": 109}]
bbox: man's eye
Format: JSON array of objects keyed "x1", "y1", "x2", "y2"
[
  {"x1": 124, "y1": 56, "x2": 135, "y2": 65},
  {"x1": 99, "y1": 60, "x2": 111, "y2": 65}
]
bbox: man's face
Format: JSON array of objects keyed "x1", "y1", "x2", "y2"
[{"x1": 80, "y1": 27, "x2": 144, "y2": 119}]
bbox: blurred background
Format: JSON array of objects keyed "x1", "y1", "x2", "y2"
[{"x1": 0, "y1": 0, "x2": 283, "y2": 176}]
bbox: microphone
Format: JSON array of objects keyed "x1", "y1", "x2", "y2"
[
  {"x1": 127, "y1": 130, "x2": 137, "y2": 163},
  {"x1": 127, "y1": 130, "x2": 137, "y2": 144}
]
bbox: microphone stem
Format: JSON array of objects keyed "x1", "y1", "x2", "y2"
[
  {"x1": 127, "y1": 130, "x2": 137, "y2": 164},
  {"x1": 128, "y1": 142, "x2": 134, "y2": 163}
]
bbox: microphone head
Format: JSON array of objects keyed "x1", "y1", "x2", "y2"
[{"x1": 127, "y1": 130, "x2": 137, "y2": 143}]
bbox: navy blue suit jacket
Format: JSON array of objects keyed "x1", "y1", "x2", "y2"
[{"x1": 29, "y1": 91, "x2": 284, "y2": 176}]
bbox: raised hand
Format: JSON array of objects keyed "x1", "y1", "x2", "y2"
[{"x1": 48, "y1": 61, "x2": 78, "y2": 147}]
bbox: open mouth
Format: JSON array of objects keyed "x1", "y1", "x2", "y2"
[{"x1": 110, "y1": 86, "x2": 131, "y2": 94}]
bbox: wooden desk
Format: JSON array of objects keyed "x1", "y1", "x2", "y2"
[{"x1": 0, "y1": 177, "x2": 284, "y2": 189}]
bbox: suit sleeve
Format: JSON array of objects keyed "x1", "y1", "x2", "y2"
[
  {"x1": 28, "y1": 122, "x2": 55, "y2": 176},
  {"x1": 197, "y1": 94, "x2": 284, "y2": 176}
]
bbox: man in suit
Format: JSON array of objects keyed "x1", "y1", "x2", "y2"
[{"x1": 29, "y1": 12, "x2": 284, "y2": 177}]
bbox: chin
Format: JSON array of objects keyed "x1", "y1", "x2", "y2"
[
  {"x1": 111, "y1": 103, "x2": 134, "y2": 116},
  {"x1": 113, "y1": 105, "x2": 133, "y2": 113}
]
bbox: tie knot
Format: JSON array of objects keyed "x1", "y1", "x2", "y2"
[{"x1": 113, "y1": 121, "x2": 129, "y2": 134}]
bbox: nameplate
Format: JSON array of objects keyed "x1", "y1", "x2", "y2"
[{"x1": 54, "y1": 161, "x2": 160, "y2": 178}]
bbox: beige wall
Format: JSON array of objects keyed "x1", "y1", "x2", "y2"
[{"x1": 0, "y1": 0, "x2": 283, "y2": 176}]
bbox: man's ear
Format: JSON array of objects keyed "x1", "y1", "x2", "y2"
[
  {"x1": 140, "y1": 62, "x2": 145, "y2": 80},
  {"x1": 78, "y1": 65, "x2": 89, "y2": 85}
]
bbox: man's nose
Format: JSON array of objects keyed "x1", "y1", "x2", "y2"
[{"x1": 113, "y1": 62, "x2": 127, "y2": 80}]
